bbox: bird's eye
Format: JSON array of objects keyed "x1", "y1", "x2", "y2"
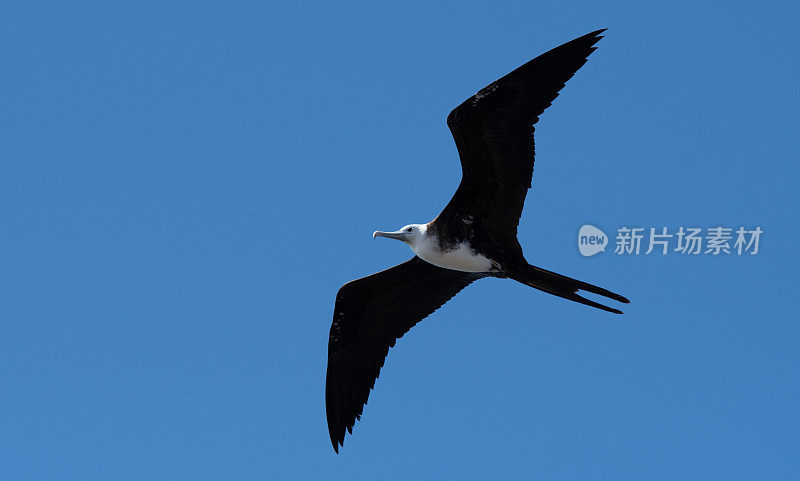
[{"x1": 406, "y1": 227, "x2": 413, "y2": 232}]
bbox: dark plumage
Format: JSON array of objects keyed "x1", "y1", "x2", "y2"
[{"x1": 326, "y1": 29, "x2": 628, "y2": 453}]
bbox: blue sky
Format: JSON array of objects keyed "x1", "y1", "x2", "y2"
[{"x1": 2, "y1": 1, "x2": 798, "y2": 479}]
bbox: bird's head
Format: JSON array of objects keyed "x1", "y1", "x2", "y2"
[{"x1": 373, "y1": 224, "x2": 426, "y2": 247}]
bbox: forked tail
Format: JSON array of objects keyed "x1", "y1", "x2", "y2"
[{"x1": 509, "y1": 264, "x2": 630, "y2": 314}]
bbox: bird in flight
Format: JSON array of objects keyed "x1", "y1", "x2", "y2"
[{"x1": 325, "y1": 29, "x2": 628, "y2": 452}]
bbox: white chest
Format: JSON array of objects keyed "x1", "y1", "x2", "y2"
[{"x1": 412, "y1": 234, "x2": 493, "y2": 273}]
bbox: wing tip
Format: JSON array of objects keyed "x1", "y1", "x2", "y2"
[
  {"x1": 328, "y1": 417, "x2": 355, "y2": 453},
  {"x1": 588, "y1": 28, "x2": 608, "y2": 38},
  {"x1": 574, "y1": 28, "x2": 607, "y2": 49},
  {"x1": 327, "y1": 413, "x2": 347, "y2": 453}
]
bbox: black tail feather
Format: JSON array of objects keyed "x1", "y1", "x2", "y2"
[{"x1": 510, "y1": 264, "x2": 629, "y2": 314}]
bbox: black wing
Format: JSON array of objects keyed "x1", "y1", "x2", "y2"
[
  {"x1": 326, "y1": 257, "x2": 482, "y2": 452},
  {"x1": 434, "y1": 29, "x2": 606, "y2": 255}
]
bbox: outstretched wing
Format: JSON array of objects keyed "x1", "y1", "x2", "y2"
[
  {"x1": 434, "y1": 29, "x2": 606, "y2": 254},
  {"x1": 326, "y1": 257, "x2": 482, "y2": 452}
]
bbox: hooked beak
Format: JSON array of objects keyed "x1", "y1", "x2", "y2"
[{"x1": 373, "y1": 230, "x2": 407, "y2": 241}]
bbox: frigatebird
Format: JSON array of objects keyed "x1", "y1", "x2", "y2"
[{"x1": 325, "y1": 29, "x2": 628, "y2": 452}]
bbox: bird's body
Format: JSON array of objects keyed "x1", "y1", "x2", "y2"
[
  {"x1": 417, "y1": 238, "x2": 494, "y2": 273},
  {"x1": 326, "y1": 29, "x2": 629, "y2": 452},
  {"x1": 379, "y1": 223, "x2": 497, "y2": 273}
]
